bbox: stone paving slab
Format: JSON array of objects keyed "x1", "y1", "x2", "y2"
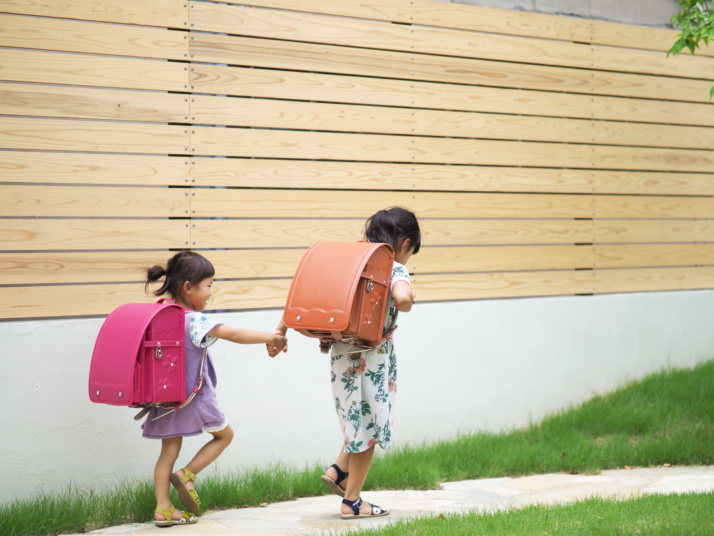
[{"x1": 69, "y1": 466, "x2": 714, "y2": 536}]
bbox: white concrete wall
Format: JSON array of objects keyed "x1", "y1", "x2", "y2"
[
  {"x1": 445, "y1": 0, "x2": 680, "y2": 27},
  {"x1": 2, "y1": 290, "x2": 713, "y2": 502}
]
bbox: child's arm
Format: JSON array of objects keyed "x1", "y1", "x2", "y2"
[
  {"x1": 209, "y1": 324, "x2": 287, "y2": 349},
  {"x1": 274, "y1": 315, "x2": 287, "y2": 336},
  {"x1": 392, "y1": 280, "x2": 414, "y2": 312},
  {"x1": 265, "y1": 315, "x2": 289, "y2": 357}
]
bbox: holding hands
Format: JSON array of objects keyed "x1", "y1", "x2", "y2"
[{"x1": 267, "y1": 329, "x2": 288, "y2": 357}]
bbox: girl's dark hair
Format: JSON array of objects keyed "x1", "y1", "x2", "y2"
[
  {"x1": 145, "y1": 250, "x2": 215, "y2": 299},
  {"x1": 365, "y1": 207, "x2": 421, "y2": 255}
]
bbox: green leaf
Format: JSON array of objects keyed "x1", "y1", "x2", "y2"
[{"x1": 667, "y1": 39, "x2": 686, "y2": 56}]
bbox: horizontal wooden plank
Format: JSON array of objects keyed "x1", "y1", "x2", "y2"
[
  {"x1": 588, "y1": 145, "x2": 714, "y2": 173},
  {"x1": 189, "y1": 65, "x2": 714, "y2": 127},
  {"x1": 413, "y1": 245, "x2": 595, "y2": 273},
  {"x1": 594, "y1": 195, "x2": 714, "y2": 220},
  {"x1": 0, "y1": 279, "x2": 290, "y2": 319},
  {"x1": 0, "y1": 83, "x2": 189, "y2": 123},
  {"x1": 0, "y1": 248, "x2": 302, "y2": 284},
  {"x1": 411, "y1": 270, "x2": 594, "y2": 301},
  {"x1": 594, "y1": 244, "x2": 714, "y2": 269},
  {"x1": 0, "y1": 0, "x2": 189, "y2": 29},
  {"x1": 0, "y1": 118, "x2": 189, "y2": 154},
  {"x1": 8, "y1": 265, "x2": 714, "y2": 319},
  {"x1": 2, "y1": 186, "x2": 190, "y2": 217},
  {"x1": 7, "y1": 241, "x2": 713, "y2": 286},
  {"x1": 428, "y1": 26, "x2": 714, "y2": 80},
  {"x1": 412, "y1": 266, "x2": 714, "y2": 302},
  {"x1": 590, "y1": 69, "x2": 714, "y2": 103},
  {"x1": 188, "y1": 126, "x2": 416, "y2": 161},
  {"x1": 192, "y1": 190, "x2": 594, "y2": 219},
  {"x1": 191, "y1": 219, "x2": 363, "y2": 249},
  {"x1": 189, "y1": 2, "x2": 411, "y2": 51},
  {"x1": 188, "y1": 33, "x2": 591, "y2": 89},
  {"x1": 209, "y1": 1, "x2": 602, "y2": 50},
  {"x1": 0, "y1": 49, "x2": 188, "y2": 91},
  {"x1": 590, "y1": 18, "x2": 712, "y2": 56},
  {"x1": 189, "y1": 34, "x2": 714, "y2": 103},
  {"x1": 1, "y1": 251, "x2": 168, "y2": 284},
  {"x1": 588, "y1": 121, "x2": 714, "y2": 150},
  {"x1": 592, "y1": 266, "x2": 714, "y2": 294},
  {"x1": 189, "y1": 159, "x2": 714, "y2": 196},
  {"x1": 208, "y1": 249, "x2": 305, "y2": 280},
  {"x1": 191, "y1": 127, "x2": 714, "y2": 171},
  {"x1": 1, "y1": 282, "x2": 150, "y2": 319},
  {"x1": 193, "y1": 219, "x2": 595, "y2": 248},
  {"x1": 593, "y1": 220, "x2": 714, "y2": 244},
  {"x1": 191, "y1": 95, "x2": 714, "y2": 149},
  {"x1": 0, "y1": 152, "x2": 190, "y2": 186},
  {"x1": 195, "y1": 278, "x2": 288, "y2": 311},
  {"x1": 189, "y1": 3, "x2": 714, "y2": 80},
  {"x1": 588, "y1": 170, "x2": 714, "y2": 196},
  {"x1": 424, "y1": 27, "x2": 714, "y2": 80},
  {"x1": 0, "y1": 14, "x2": 188, "y2": 60},
  {"x1": 216, "y1": 0, "x2": 407, "y2": 25},
  {"x1": 590, "y1": 43, "x2": 714, "y2": 80},
  {"x1": 0, "y1": 219, "x2": 190, "y2": 251},
  {"x1": 412, "y1": 244, "x2": 714, "y2": 274},
  {"x1": 588, "y1": 95, "x2": 714, "y2": 127},
  {"x1": 220, "y1": 0, "x2": 596, "y2": 47}
]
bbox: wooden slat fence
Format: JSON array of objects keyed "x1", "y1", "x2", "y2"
[{"x1": 1, "y1": 0, "x2": 713, "y2": 320}]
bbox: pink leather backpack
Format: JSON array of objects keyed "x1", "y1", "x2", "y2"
[{"x1": 89, "y1": 299, "x2": 186, "y2": 408}]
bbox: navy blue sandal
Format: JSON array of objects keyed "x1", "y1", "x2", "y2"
[
  {"x1": 341, "y1": 496, "x2": 389, "y2": 519},
  {"x1": 320, "y1": 464, "x2": 349, "y2": 497}
]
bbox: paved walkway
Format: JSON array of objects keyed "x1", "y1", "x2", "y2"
[{"x1": 73, "y1": 465, "x2": 714, "y2": 535}]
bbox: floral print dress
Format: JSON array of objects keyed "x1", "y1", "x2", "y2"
[{"x1": 330, "y1": 261, "x2": 410, "y2": 453}]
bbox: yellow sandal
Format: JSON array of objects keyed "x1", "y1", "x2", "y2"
[
  {"x1": 154, "y1": 505, "x2": 197, "y2": 527},
  {"x1": 170, "y1": 467, "x2": 201, "y2": 514}
]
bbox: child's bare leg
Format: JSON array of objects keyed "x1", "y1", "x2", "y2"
[
  {"x1": 176, "y1": 424, "x2": 234, "y2": 488},
  {"x1": 325, "y1": 449, "x2": 351, "y2": 492},
  {"x1": 342, "y1": 446, "x2": 376, "y2": 516},
  {"x1": 155, "y1": 436, "x2": 183, "y2": 522}
]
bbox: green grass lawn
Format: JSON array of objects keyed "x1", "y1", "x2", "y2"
[
  {"x1": 349, "y1": 492, "x2": 714, "y2": 536},
  {"x1": 2, "y1": 359, "x2": 713, "y2": 536}
]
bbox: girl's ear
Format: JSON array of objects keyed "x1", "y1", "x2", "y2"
[
  {"x1": 398, "y1": 238, "x2": 411, "y2": 253},
  {"x1": 181, "y1": 280, "x2": 192, "y2": 295}
]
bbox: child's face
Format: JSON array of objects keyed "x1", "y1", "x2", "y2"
[{"x1": 183, "y1": 277, "x2": 213, "y2": 311}]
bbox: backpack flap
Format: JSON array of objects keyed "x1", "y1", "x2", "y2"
[
  {"x1": 89, "y1": 301, "x2": 185, "y2": 406},
  {"x1": 139, "y1": 305, "x2": 186, "y2": 405},
  {"x1": 284, "y1": 241, "x2": 394, "y2": 343},
  {"x1": 345, "y1": 245, "x2": 393, "y2": 344}
]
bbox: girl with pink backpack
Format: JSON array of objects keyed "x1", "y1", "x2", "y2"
[{"x1": 141, "y1": 251, "x2": 287, "y2": 526}]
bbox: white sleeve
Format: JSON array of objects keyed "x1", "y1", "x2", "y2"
[
  {"x1": 390, "y1": 261, "x2": 410, "y2": 290},
  {"x1": 188, "y1": 312, "x2": 223, "y2": 348}
]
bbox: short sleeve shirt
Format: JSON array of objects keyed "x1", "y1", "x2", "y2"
[
  {"x1": 391, "y1": 261, "x2": 410, "y2": 289},
  {"x1": 188, "y1": 312, "x2": 222, "y2": 348}
]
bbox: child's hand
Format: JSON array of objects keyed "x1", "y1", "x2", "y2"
[{"x1": 266, "y1": 331, "x2": 288, "y2": 358}]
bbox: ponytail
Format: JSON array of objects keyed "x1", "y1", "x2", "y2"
[{"x1": 145, "y1": 265, "x2": 170, "y2": 297}]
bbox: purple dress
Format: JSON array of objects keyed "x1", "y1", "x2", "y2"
[{"x1": 142, "y1": 312, "x2": 228, "y2": 439}]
